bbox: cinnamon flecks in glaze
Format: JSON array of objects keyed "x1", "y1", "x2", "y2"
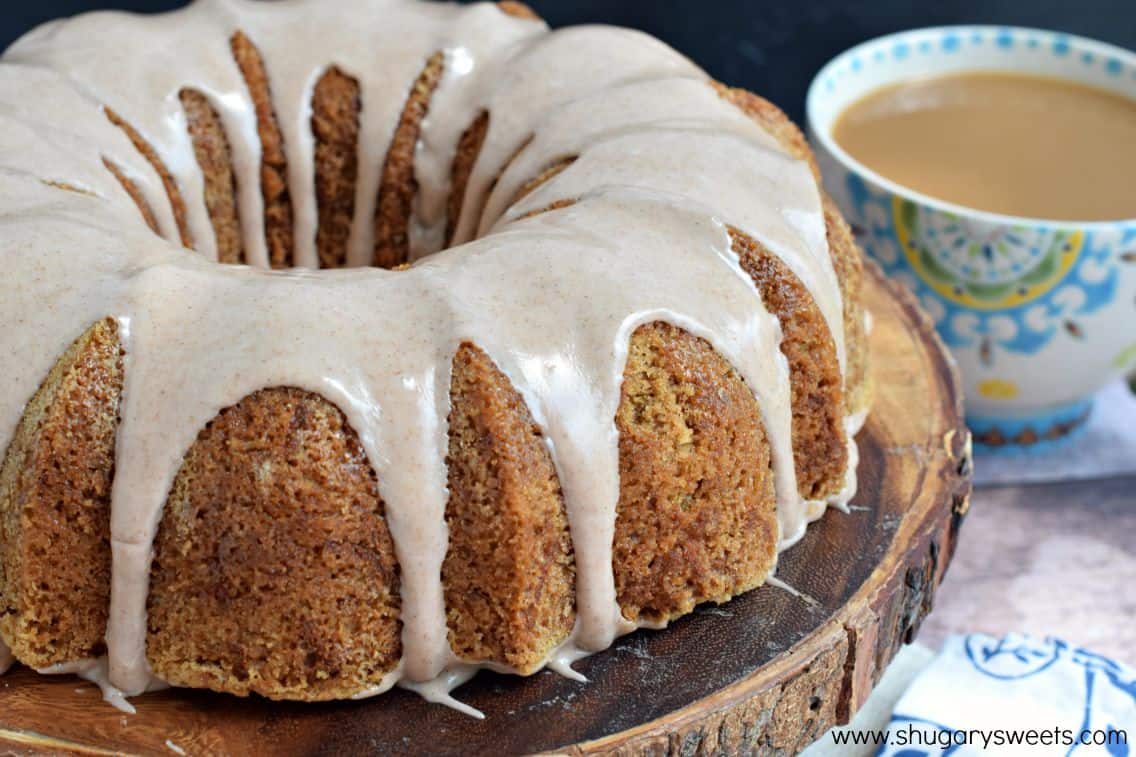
[
  {"x1": 447, "y1": 110, "x2": 489, "y2": 246},
  {"x1": 730, "y1": 227, "x2": 847, "y2": 500},
  {"x1": 512, "y1": 156, "x2": 577, "y2": 204},
  {"x1": 613, "y1": 322, "x2": 777, "y2": 624},
  {"x1": 231, "y1": 31, "x2": 294, "y2": 269},
  {"x1": 105, "y1": 108, "x2": 193, "y2": 248},
  {"x1": 443, "y1": 344, "x2": 575, "y2": 672},
  {"x1": 180, "y1": 88, "x2": 244, "y2": 264},
  {"x1": 101, "y1": 158, "x2": 160, "y2": 234},
  {"x1": 712, "y1": 82, "x2": 819, "y2": 181},
  {"x1": 147, "y1": 387, "x2": 401, "y2": 701},
  {"x1": 311, "y1": 67, "x2": 360, "y2": 269},
  {"x1": 823, "y1": 194, "x2": 869, "y2": 415},
  {"x1": 0, "y1": 318, "x2": 122, "y2": 667},
  {"x1": 374, "y1": 51, "x2": 444, "y2": 268}
]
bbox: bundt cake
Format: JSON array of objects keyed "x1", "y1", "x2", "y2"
[{"x1": 0, "y1": 0, "x2": 871, "y2": 714}]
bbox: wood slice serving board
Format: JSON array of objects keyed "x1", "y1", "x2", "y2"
[{"x1": 0, "y1": 261, "x2": 972, "y2": 756}]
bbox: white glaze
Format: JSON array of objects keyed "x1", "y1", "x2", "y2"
[
  {"x1": 35, "y1": 657, "x2": 166, "y2": 714},
  {"x1": 0, "y1": 0, "x2": 863, "y2": 711}
]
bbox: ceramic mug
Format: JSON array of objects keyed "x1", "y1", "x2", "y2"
[{"x1": 807, "y1": 26, "x2": 1136, "y2": 449}]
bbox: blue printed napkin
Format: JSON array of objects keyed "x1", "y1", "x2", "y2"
[{"x1": 877, "y1": 633, "x2": 1136, "y2": 756}]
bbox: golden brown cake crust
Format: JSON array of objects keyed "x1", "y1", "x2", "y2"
[
  {"x1": 443, "y1": 344, "x2": 575, "y2": 673},
  {"x1": 729, "y1": 227, "x2": 847, "y2": 500},
  {"x1": 146, "y1": 387, "x2": 402, "y2": 701},
  {"x1": 311, "y1": 67, "x2": 361, "y2": 268},
  {"x1": 105, "y1": 108, "x2": 193, "y2": 249},
  {"x1": 513, "y1": 156, "x2": 577, "y2": 205},
  {"x1": 614, "y1": 322, "x2": 778, "y2": 624},
  {"x1": 0, "y1": 319, "x2": 122, "y2": 667},
  {"x1": 447, "y1": 110, "x2": 489, "y2": 246},
  {"x1": 231, "y1": 31, "x2": 294, "y2": 268},
  {"x1": 497, "y1": 1, "x2": 542, "y2": 21},
  {"x1": 374, "y1": 51, "x2": 444, "y2": 268},
  {"x1": 101, "y1": 157, "x2": 160, "y2": 235},
  {"x1": 824, "y1": 194, "x2": 870, "y2": 416},
  {"x1": 180, "y1": 88, "x2": 244, "y2": 264}
]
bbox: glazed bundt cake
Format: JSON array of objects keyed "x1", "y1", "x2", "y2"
[{"x1": 0, "y1": 0, "x2": 871, "y2": 713}]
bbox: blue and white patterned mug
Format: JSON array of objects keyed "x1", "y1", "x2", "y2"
[{"x1": 807, "y1": 26, "x2": 1136, "y2": 449}]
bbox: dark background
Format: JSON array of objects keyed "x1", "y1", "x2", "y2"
[{"x1": 4, "y1": 1, "x2": 1135, "y2": 122}]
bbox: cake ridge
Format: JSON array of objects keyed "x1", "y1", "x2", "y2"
[
  {"x1": 105, "y1": 108, "x2": 195, "y2": 251},
  {"x1": 311, "y1": 67, "x2": 360, "y2": 268},
  {"x1": 374, "y1": 51, "x2": 445, "y2": 268},
  {"x1": 101, "y1": 157, "x2": 161, "y2": 235},
  {"x1": 445, "y1": 108, "x2": 489, "y2": 247},
  {"x1": 230, "y1": 30, "x2": 295, "y2": 268},
  {"x1": 180, "y1": 87, "x2": 245, "y2": 264}
]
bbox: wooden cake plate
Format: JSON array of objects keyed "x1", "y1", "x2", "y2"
[{"x1": 0, "y1": 261, "x2": 972, "y2": 756}]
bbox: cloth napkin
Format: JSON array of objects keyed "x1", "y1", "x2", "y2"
[{"x1": 875, "y1": 633, "x2": 1136, "y2": 756}]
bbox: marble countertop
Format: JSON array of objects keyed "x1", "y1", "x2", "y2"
[{"x1": 921, "y1": 473, "x2": 1136, "y2": 664}]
